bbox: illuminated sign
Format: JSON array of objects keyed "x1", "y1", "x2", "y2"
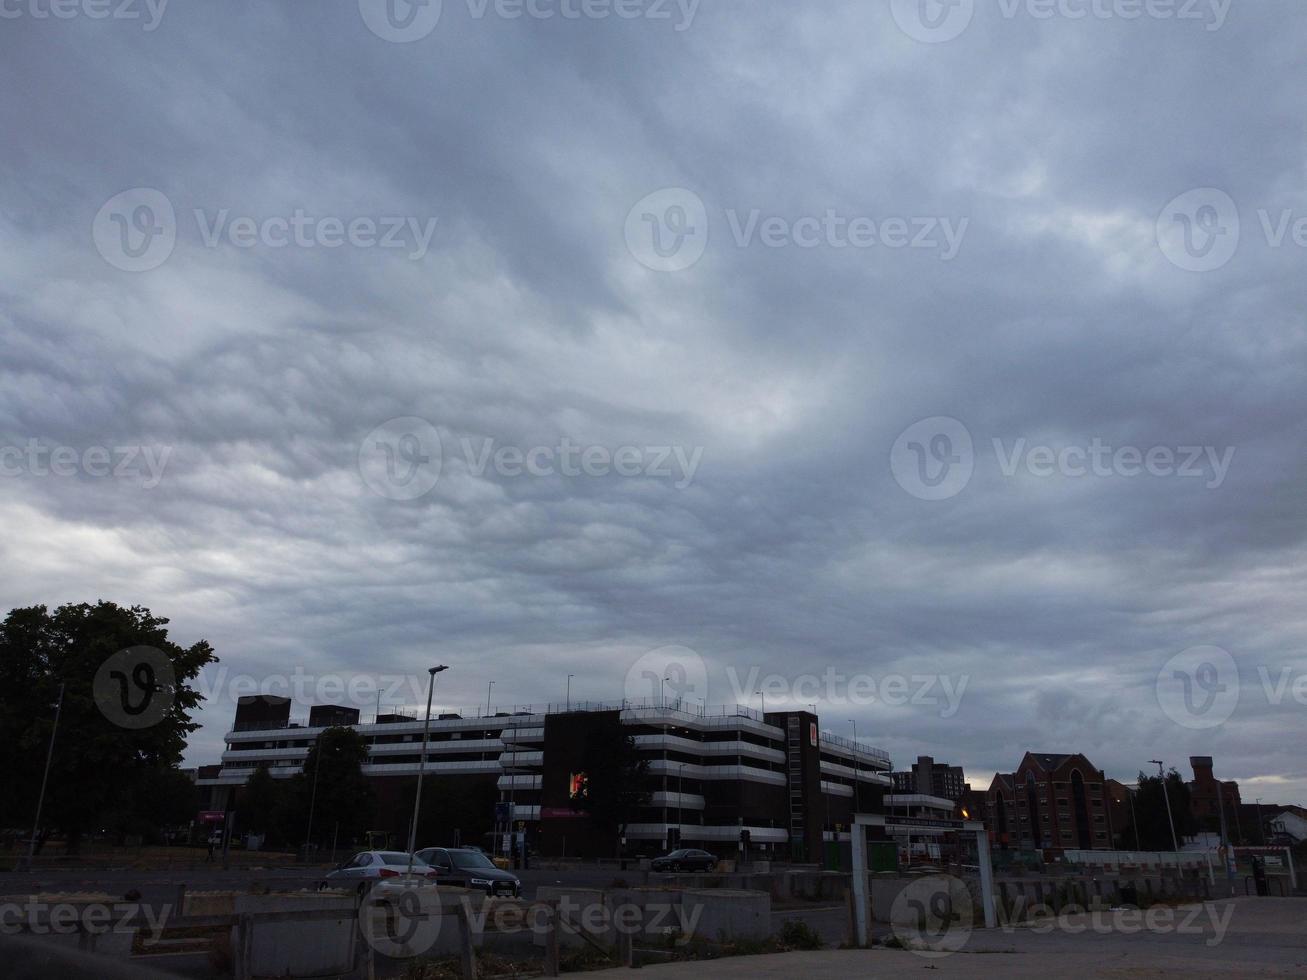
[{"x1": 568, "y1": 771, "x2": 589, "y2": 800}]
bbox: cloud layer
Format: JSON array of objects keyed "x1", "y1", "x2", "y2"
[{"x1": 2, "y1": 0, "x2": 1305, "y2": 801}]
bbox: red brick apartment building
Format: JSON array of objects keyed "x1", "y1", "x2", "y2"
[{"x1": 985, "y1": 752, "x2": 1115, "y2": 851}]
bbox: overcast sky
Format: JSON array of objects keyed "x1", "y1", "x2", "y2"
[{"x1": 2, "y1": 1, "x2": 1305, "y2": 804}]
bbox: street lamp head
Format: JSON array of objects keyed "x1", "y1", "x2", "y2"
[{"x1": 430, "y1": 665, "x2": 450, "y2": 675}]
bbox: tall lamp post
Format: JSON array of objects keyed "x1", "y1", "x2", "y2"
[
  {"x1": 1128, "y1": 786, "x2": 1142, "y2": 851},
  {"x1": 407, "y1": 666, "x2": 450, "y2": 875},
  {"x1": 849, "y1": 719, "x2": 860, "y2": 814},
  {"x1": 303, "y1": 730, "x2": 324, "y2": 861},
  {"x1": 566, "y1": 674, "x2": 574, "y2": 711},
  {"x1": 24, "y1": 682, "x2": 65, "y2": 871},
  {"x1": 1150, "y1": 760, "x2": 1180, "y2": 853},
  {"x1": 485, "y1": 680, "x2": 494, "y2": 718}
]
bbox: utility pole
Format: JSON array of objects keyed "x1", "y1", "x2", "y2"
[
  {"x1": 303, "y1": 732, "x2": 323, "y2": 861},
  {"x1": 402, "y1": 663, "x2": 449, "y2": 878},
  {"x1": 24, "y1": 682, "x2": 65, "y2": 871},
  {"x1": 1150, "y1": 760, "x2": 1180, "y2": 853}
]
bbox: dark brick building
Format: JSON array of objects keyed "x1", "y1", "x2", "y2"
[{"x1": 984, "y1": 752, "x2": 1115, "y2": 852}]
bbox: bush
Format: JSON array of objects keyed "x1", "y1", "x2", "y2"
[{"x1": 777, "y1": 919, "x2": 823, "y2": 950}]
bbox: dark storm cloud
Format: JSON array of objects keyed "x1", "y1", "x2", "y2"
[{"x1": 1, "y1": 0, "x2": 1305, "y2": 801}]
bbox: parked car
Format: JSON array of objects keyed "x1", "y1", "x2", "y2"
[
  {"x1": 651, "y1": 848, "x2": 717, "y2": 873},
  {"x1": 415, "y1": 846, "x2": 522, "y2": 897},
  {"x1": 321, "y1": 850, "x2": 437, "y2": 895}
]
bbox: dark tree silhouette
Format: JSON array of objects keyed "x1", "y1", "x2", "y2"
[{"x1": 0, "y1": 602, "x2": 215, "y2": 852}]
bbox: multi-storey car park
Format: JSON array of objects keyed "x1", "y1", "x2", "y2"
[{"x1": 196, "y1": 694, "x2": 894, "y2": 860}]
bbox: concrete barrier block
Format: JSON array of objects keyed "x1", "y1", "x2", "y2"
[
  {"x1": 681, "y1": 888, "x2": 770, "y2": 942},
  {"x1": 242, "y1": 911, "x2": 355, "y2": 978}
]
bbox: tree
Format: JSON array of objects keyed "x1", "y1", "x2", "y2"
[
  {"x1": 0, "y1": 602, "x2": 215, "y2": 852},
  {"x1": 241, "y1": 763, "x2": 283, "y2": 839},
  {"x1": 1119, "y1": 770, "x2": 1198, "y2": 850},
  {"x1": 280, "y1": 726, "x2": 374, "y2": 852},
  {"x1": 406, "y1": 775, "x2": 498, "y2": 850},
  {"x1": 575, "y1": 733, "x2": 651, "y2": 857}
]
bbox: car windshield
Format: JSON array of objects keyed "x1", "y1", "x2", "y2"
[
  {"x1": 669, "y1": 850, "x2": 690, "y2": 857},
  {"x1": 378, "y1": 852, "x2": 425, "y2": 866},
  {"x1": 450, "y1": 850, "x2": 496, "y2": 870}
]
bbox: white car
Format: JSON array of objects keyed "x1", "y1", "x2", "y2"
[{"x1": 322, "y1": 850, "x2": 438, "y2": 894}]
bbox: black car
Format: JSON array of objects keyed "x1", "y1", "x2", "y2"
[
  {"x1": 415, "y1": 846, "x2": 522, "y2": 897},
  {"x1": 651, "y1": 848, "x2": 717, "y2": 873}
]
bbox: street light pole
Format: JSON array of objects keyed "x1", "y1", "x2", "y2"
[
  {"x1": 755, "y1": 690, "x2": 765, "y2": 718},
  {"x1": 24, "y1": 682, "x2": 64, "y2": 871},
  {"x1": 1151, "y1": 760, "x2": 1180, "y2": 853},
  {"x1": 566, "y1": 674, "x2": 574, "y2": 711},
  {"x1": 1129, "y1": 786, "x2": 1141, "y2": 851},
  {"x1": 485, "y1": 680, "x2": 494, "y2": 718},
  {"x1": 849, "y1": 720, "x2": 860, "y2": 814},
  {"x1": 303, "y1": 732, "x2": 323, "y2": 860},
  {"x1": 407, "y1": 666, "x2": 450, "y2": 875}
]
